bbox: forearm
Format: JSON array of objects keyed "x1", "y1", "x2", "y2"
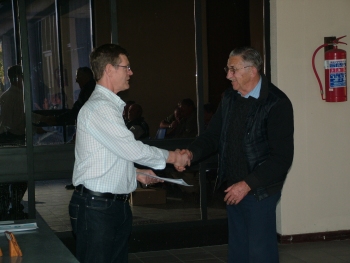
[{"x1": 188, "y1": 109, "x2": 222, "y2": 162}]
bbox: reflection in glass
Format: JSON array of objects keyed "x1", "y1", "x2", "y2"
[
  {"x1": 0, "y1": 181, "x2": 28, "y2": 220},
  {"x1": 0, "y1": 0, "x2": 25, "y2": 147},
  {"x1": 26, "y1": 0, "x2": 92, "y2": 145},
  {"x1": 26, "y1": 0, "x2": 64, "y2": 145},
  {"x1": 114, "y1": 0, "x2": 226, "y2": 224},
  {"x1": 59, "y1": 0, "x2": 92, "y2": 109},
  {"x1": 0, "y1": 65, "x2": 25, "y2": 146}
]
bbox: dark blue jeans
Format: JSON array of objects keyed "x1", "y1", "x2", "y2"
[
  {"x1": 69, "y1": 190, "x2": 132, "y2": 263},
  {"x1": 227, "y1": 191, "x2": 281, "y2": 263}
]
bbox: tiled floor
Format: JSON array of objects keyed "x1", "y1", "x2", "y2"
[
  {"x1": 23, "y1": 179, "x2": 350, "y2": 263},
  {"x1": 129, "y1": 241, "x2": 350, "y2": 263}
]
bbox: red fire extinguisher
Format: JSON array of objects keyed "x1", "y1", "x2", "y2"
[{"x1": 312, "y1": 35, "x2": 347, "y2": 102}]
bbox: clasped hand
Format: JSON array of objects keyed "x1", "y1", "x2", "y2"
[{"x1": 173, "y1": 149, "x2": 192, "y2": 172}]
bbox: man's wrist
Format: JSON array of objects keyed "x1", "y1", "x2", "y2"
[{"x1": 166, "y1": 151, "x2": 175, "y2": 164}]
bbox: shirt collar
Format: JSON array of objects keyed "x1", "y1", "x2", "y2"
[
  {"x1": 239, "y1": 76, "x2": 262, "y2": 99},
  {"x1": 95, "y1": 84, "x2": 126, "y2": 108}
]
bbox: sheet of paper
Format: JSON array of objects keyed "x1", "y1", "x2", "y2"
[
  {"x1": 0, "y1": 221, "x2": 14, "y2": 225},
  {"x1": 0, "y1": 222, "x2": 38, "y2": 233},
  {"x1": 137, "y1": 172, "x2": 193, "y2": 187}
]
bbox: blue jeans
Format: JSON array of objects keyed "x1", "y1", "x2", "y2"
[
  {"x1": 69, "y1": 190, "x2": 132, "y2": 263},
  {"x1": 227, "y1": 191, "x2": 281, "y2": 263}
]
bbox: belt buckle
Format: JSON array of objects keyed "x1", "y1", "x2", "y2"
[{"x1": 122, "y1": 194, "x2": 129, "y2": 202}]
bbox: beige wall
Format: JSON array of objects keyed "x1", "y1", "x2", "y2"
[{"x1": 271, "y1": 0, "x2": 350, "y2": 235}]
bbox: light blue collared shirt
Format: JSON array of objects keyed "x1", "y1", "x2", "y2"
[{"x1": 239, "y1": 77, "x2": 262, "y2": 99}]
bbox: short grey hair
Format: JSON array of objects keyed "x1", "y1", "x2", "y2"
[{"x1": 229, "y1": 47, "x2": 263, "y2": 72}]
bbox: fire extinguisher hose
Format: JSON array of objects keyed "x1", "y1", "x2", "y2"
[{"x1": 312, "y1": 44, "x2": 328, "y2": 100}]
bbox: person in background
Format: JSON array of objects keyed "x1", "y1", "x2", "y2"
[
  {"x1": 69, "y1": 43, "x2": 190, "y2": 263},
  {"x1": 40, "y1": 67, "x2": 96, "y2": 127},
  {"x1": 173, "y1": 98, "x2": 198, "y2": 138},
  {"x1": 56, "y1": 67, "x2": 95, "y2": 124},
  {"x1": 122, "y1": 100, "x2": 135, "y2": 124},
  {"x1": 126, "y1": 103, "x2": 149, "y2": 140},
  {"x1": 164, "y1": 106, "x2": 182, "y2": 138},
  {"x1": 0, "y1": 65, "x2": 27, "y2": 220},
  {"x1": 159, "y1": 100, "x2": 181, "y2": 130},
  {"x1": 179, "y1": 46, "x2": 294, "y2": 263},
  {"x1": 0, "y1": 65, "x2": 25, "y2": 142}
]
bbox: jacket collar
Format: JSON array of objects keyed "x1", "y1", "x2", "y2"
[{"x1": 227, "y1": 73, "x2": 268, "y2": 102}]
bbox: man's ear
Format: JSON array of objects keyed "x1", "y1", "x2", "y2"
[
  {"x1": 251, "y1": 66, "x2": 259, "y2": 77},
  {"x1": 104, "y1": 64, "x2": 114, "y2": 76}
]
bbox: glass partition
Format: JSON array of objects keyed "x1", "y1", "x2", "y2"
[
  {"x1": 0, "y1": 0, "x2": 25, "y2": 147},
  {"x1": 26, "y1": 0, "x2": 92, "y2": 146},
  {"x1": 0, "y1": 0, "x2": 28, "y2": 221},
  {"x1": 26, "y1": 0, "x2": 65, "y2": 145},
  {"x1": 116, "y1": 0, "x2": 198, "y2": 141},
  {"x1": 115, "y1": 0, "x2": 224, "y2": 225},
  {"x1": 59, "y1": 0, "x2": 92, "y2": 107}
]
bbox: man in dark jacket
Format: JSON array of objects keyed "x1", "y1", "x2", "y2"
[{"x1": 180, "y1": 47, "x2": 294, "y2": 263}]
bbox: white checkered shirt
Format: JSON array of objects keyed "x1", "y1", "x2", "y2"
[{"x1": 72, "y1": 84, "x2": 169, "y2": 194}]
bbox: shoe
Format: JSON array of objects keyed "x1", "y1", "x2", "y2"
[{"x1": 65, "y1": 184, "x2": 75, "y2": 190}]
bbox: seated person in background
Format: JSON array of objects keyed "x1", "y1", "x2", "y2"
[
  {"x1": 164, "y1": 106, "x2": 182, "y2": 138},
  {"x1": 126, "y1": 103, "x2": 149, "y2": 140},
  {"x1": 123, "y1": 100, "x2": 135, "y2": 124},
  {"x1": 173, "y1": 98, "x2": 198, "y2": 138},
  {"x1": 159, "y1": 100, "x2": 181, "y2": 129}
]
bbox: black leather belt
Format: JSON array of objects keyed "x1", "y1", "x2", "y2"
[{"x1": 75, "y1": 185, "x2": 130, "y2": 202}]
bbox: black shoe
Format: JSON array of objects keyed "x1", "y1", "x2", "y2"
[{"x1": 65, "y1": 184, "x2": 75, "y2": 190}]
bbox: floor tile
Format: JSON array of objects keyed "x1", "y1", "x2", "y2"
[{"x1": 22, "y1": 179, "x2": 350, "y2": 263}]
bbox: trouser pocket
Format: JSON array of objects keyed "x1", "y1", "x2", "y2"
[{"x1": 69, "y1": 201, "x2": 79, "y2": 234}]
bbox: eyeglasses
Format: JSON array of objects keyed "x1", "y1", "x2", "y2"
[
  {"x1": 116, "y1": 65, "x2": 131, "y2": 71},
  {"x1": 224, "y1": 66, "x2": 252, "y2": 74}
]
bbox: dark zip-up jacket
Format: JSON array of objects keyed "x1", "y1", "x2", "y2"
[{"x1": 188, "y1": 74, "x2": 294, "y2": 200}]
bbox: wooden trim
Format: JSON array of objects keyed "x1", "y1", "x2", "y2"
[{"x1": 278, "y1": 230, "x2": 350, "y2": 244}]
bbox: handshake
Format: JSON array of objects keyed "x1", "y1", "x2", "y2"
[{"x1": 168, "y1": 149, "x2": 193, "y2": 172}]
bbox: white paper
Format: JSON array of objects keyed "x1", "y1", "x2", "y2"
[
  {"x1": 0, "y1": 221, "x2": 14, "y2": 225},
  {"x1": 138, "y1": 172, "x2": 193, "y2": 187},
  {"x1": 0, "y1": 222, "x2": 38, "y2": 233}
]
